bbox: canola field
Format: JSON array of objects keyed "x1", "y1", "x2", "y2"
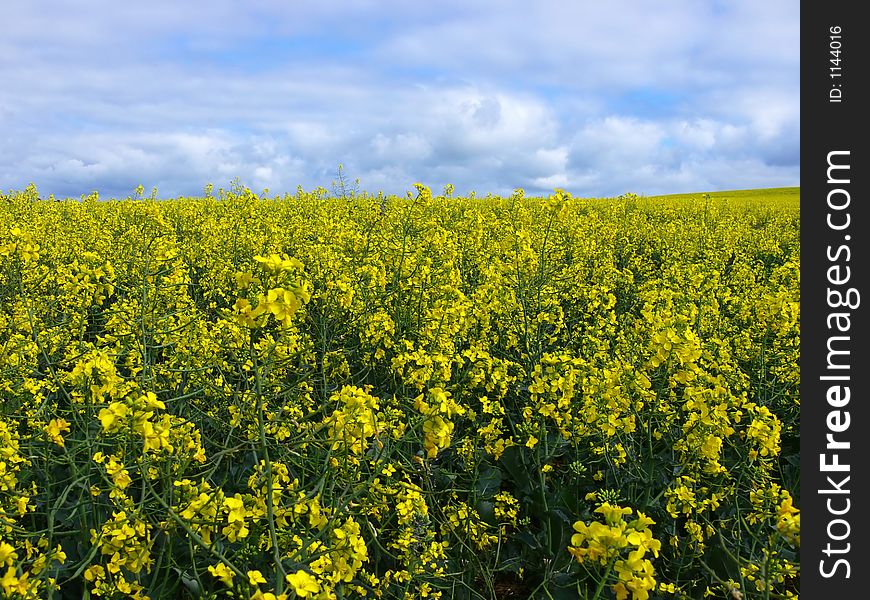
[{"x1": 0, "y1": 185, "x2": 799, "y2": 599}]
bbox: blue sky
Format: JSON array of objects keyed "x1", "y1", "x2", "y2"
[{"x1": 1, "y1": 0, "x2": 799, "y2": 199}]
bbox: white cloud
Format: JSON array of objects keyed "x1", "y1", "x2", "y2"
[
  {"x1": 370, "y1": 133, "x2": 432, "y2": 162},
  {"x1": 563, "y1": 112, "x2": 798, "y2": 196},
  {"x1": 0, "y1": 0, "x2": 799, "y2": 198},
  {"x1": 675, "y1": 120, "x2": 719, "y2": 151},
  {"x1": 572, "y1": 117, "x2": 667, "y2": 166}
]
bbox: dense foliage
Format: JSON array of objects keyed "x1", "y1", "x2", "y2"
[{"x1": 0, "y1": 184, "x2": 799, "y2": 599}]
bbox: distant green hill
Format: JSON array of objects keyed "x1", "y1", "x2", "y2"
[{"x1": 645, "y1": 186, "x2": 799, "y2": 204}]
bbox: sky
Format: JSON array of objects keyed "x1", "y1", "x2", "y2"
[{"x1": 1, "y1": 0, "x2": 799, "y2": 199}]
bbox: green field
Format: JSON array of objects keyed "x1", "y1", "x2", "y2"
[{"x1": 646, "y1": 186, "x2": 799, "y2": 203}]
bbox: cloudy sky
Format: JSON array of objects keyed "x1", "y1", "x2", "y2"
[{"x1": 1, "y1": 0, "x2": 799, "y2": 199}]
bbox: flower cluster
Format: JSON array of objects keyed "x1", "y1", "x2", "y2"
[{"x1": 569, "y1": 502, "x2": 662, "y2": 600}]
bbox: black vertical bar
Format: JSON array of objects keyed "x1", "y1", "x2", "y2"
[{"x1": 802, "y1": 1, "x2": 868, "y2": 596}]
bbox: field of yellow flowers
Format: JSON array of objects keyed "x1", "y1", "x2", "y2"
[{"x1": 0, "y1": 184, "x2": 799, "y2": 599}]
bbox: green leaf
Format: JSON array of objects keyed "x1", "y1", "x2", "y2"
[{"x1": 476, "y1": 464, "x2": 502, "y2": 497}]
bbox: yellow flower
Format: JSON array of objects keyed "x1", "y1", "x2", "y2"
[
  {"x1": 140, "y1": 391, "x2": 166, "y2": 410},
  {"x1": 247, "y1": 570, "x2": 267, "y2": 586},
  {"x1": 0, "y1": 543, "x2": 17, "y2": 567},
  {"x1": 254, "y1": 253, "x2": 303, "y2": 274},
  {"x1": 626, "y1": 527, "x2": 662, "y2": 558},
  {"x1": 44, "y1": 418, "x2": 71, "y2": 447},
  {"x1": 98, "y1": 402, "x2": 129, "y2": 432},
  {"x1": 249, "y1": 287, "x2": 305, "y2": 328},
  {"x1": 208, "y1": 563, "x2": 235, "y2": 587},
  {"x1": 595, "y1": 503, "x2": 633, "y2": 526},
  {"x1": 234, "y1": 298, "x2": 258, "y2": 328},
  {"x1": 225, "y1": 495, "x2": 247, "y2": 523},
  {"x1": 251, "y1": 591, "x2": 288, "y2": 600},
  {"x1": 286, "y1": 570, "x2": 320, "y2": 597},
  {"x1": 1, "y1": 567, "x2": 31, "y2": 597},
  {"x1": 776, "y1": 493, "x2": 800, "y2": 546},
  {"x1": 422, "y1": 415, "x2": 454, "y2": 458},
  {"x1": 659, "y1": 582, "x2": 677, "y2": 593},
  {"x1": 235, "y1": 270, "x2": 259, "y2": 289}
]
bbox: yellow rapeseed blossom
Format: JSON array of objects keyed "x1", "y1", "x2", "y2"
[
  {"x1": 286, "y1": 570, "x2": 321, "y2": 597},
  {"x1": 208, "y1": 562, "x2": 235, "y2": 587},
  {"x1": 0, "y1": 187, "x2": 799, "y2": 600},
  {"x1": 43, "y1": 418, "x2": 70, "y2": 447}
]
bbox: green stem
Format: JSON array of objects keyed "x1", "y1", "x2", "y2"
[
  {"x1": 252, "y1": 334, "x2": 287, "y2": 592},
  {"x1": 591, "y1": 559, "x2": 616, "y2": 600}
]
